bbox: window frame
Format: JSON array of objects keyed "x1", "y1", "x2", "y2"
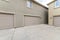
[
  {"x1": 55, "y1": 0, "x2": 60, "y2": 8},
  {"x1": 26, "y1": 0, "x2": 32, "y2": 8}
]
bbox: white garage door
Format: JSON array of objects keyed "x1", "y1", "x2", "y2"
[
  {"x1": 54, "y1": 16, "x2": 60, "y2": 27},
  {"x1": 0, "y1": 13, "x2": 14, "y2": 29},
  {"x1": 24, "y1": 15, "x2": 41, "y2": 26}
]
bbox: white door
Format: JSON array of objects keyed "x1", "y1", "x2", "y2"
[
  {"x1": 24, "y1": 15, "x2": 41, "y2": 26},
  {"x1": 54, "y1": 16, "x2": 60, "y2": 27},
  {"x1": 0, "y1": 13, "x2": 14, "y2": 29}
]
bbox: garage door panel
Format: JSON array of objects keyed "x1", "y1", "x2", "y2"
[
  {"x1": 54, "y1": 16, "x2": 60, "y2": 27},
  {"x1": 24, "y1": 16, "x2": 41, "y2": 26},
  {"x1": 0, "y1": 14, "x2": 14, "y2": 29}
]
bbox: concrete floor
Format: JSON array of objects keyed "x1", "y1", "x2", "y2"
[{"x1": 0, "y1": 24, "x2": 60, "y2": 40}]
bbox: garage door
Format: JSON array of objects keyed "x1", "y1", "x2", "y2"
[
  {"x1": 53, "y1": 16, "x2": 60, "y2": 27},
  {"x1": 24, "y1": 15, "x2": 41, "y2": 26},
  {"x1": 0, "y1": 13, "x2": 14, "y2": 29}
]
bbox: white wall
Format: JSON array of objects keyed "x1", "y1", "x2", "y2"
[{"x1": 0, "y1": 0, "x2": 24, "y2": 27}]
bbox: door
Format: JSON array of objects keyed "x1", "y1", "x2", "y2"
[
  {"x1": 53, "y1": 16, "x2": 60, "y2": 27},
  {"x1": 0, "y1": 13, "x2": 14, "y2": 29},
  {"x1": 24, "y1": 15, "x2": 41, "y2": 26}
]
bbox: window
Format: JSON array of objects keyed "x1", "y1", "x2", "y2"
[
  {"x1": 27, "y1": 0, "x2": 32, "y2": 8},
  {"x1": 55, "y1": 0, "x2": 60, "y2": 8}
]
